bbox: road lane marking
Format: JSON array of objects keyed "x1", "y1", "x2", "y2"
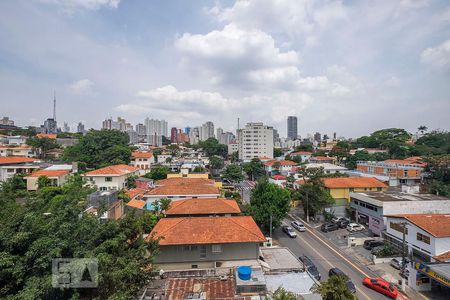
[
  {"x1": 291, "y1": 227, "x2": 373, "y2": 300},
  {"x1": 288, "y1": 216, "x2": 430, "y2": 300}
]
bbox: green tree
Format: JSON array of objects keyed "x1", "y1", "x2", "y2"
[
  {"x1": 62, "y1": 129, "x2": 131, "y2": 168},
  {"x1": 295, "y1": 144, "x2": 313, "y2": 152},
  {"x1": 243, "y1": 158, "x2": 266, "y2": 181},
  {"x1": 126, "y1": 175, "x2": 138, "y2": 189},
  {"x1": 270, "y1": 287, "x2": 303, "y2": 300},
  {"x1": 248, "y1": 179, "x2": 291, "y2": 230},
  {"x1": 424, "y1": 155, "x2": 450, "y2": 197},
  {"x1": 37, "y1": 175, "x2": 51, "y2": 189},
  {"x1": 418, "y1": 125, "x2": 428, "y2": 135},
  {"x1": 196, "y1": 138, "x2": 228, "y2": 158},
  {"x1": 310, "y1": 275, "x2": 356, "y2": 300},
  {"x1": 26, "y1": 137, "x2": 60, "y2": 159},
  {"x1": 144, "y1": 165, "x2": 170, "y2": 180},
  {"x1": 210, "y1": 155, "x2": 225, "y2": 170},
  {"x1": 193, "y1": 166, "x2": 206, "y2": 172},
  {"x1": 273, "y1": 148, "x2": 284, "y2": 158},
  {"x1": 222, "y1": 164, "x2": 244, "y2": 183}
]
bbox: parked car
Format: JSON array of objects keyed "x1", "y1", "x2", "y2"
[
  {"x1": 346, "y1": 223, "x2": 365, "y2": 232},
  {"x1": 362, "y1": 277, "x2": 410, "y2": 299},
  {"x1": 363, "y1": 240, "x2": 384, "y2": 250},
  {"x1": 321, "y1": 223, "x2": 339, "y2": 232},
  {"x1": 331, "y1": 217, "x2": 346, "y2": 223},
  {"x1": 328, "y1": 268, "x2": 356, "y2": 293},
  {"x1": 282, "y1": 226, "x2": 297, "y2": 238},
  {"x1": 391, "y1": 257, "x2": 410, "y2": 270},
  {"x1": 291, "y1": 221, "x2": 306, "y2": 232},
  {"x1": 337, "y1": 218, "x2": 350, "y2": 228},
  {"x1": 299, "y1": 256, "x2": 321, "y2": 281}
]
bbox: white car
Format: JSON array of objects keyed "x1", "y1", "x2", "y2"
[
  {"x1": 291, "y1": 221, "x2": 306, "y2": 232},
  {"x1": 282, "y1": 226, "x2": 297, "y2": 238},
  {"x1": 346, "y1": 223, "x2": 365, "y2": 232}
]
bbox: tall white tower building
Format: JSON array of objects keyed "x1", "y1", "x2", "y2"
[{"x1": 238, "y1": 122, "x2": 274, "y2": 162}]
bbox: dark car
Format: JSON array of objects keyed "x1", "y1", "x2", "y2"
[
  {"x1": 321, "y1": 223, "x2": 339, "y2": 232},
  {"x1": 337, "y1": 219, "x2": 350, "y2": 228},
  {"x1": 363, "y1": 240, "x2": 384, "y2": 250},
  {"x1": 328, "y1": 268, "x2": 356, "y2": 293},
  {"x1": 299, "y1": 255, "x2": 321, "y2": 281}
]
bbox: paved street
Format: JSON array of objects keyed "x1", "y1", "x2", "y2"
[
  {"x1": 236, "y1": 180, "x2": 255, "y2": 204},
  {"x1": 273, "y1": 216, "x2": 415, "y2": 300}
]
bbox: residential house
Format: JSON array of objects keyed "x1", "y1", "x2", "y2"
[
  {"x1": 350, "y1": 190, "x2": 450, "y2": 236},
  {"x1": 25, "y1": 169, "x2": 70, "y2": 191},
  {"x1": 5, "y1": 135, "x2": 27, "y2": 145},
  {"x1": 85, "y1": 190, "x2": 124, "y2": 220},
  {"x1": 263, "y1": 160, "x2": 297, "y2": 175},
  {"x1": 148, "y1": 216, "x2": 265, "y2": 270},
  {"x1": 157, "y1": 153, "x2": 172, "y2": 164},
  {"x1": 309, "y1": 156, "x2": 335, "y2": 164},
  {"x1": 36, "y1": 133, "x2": 57, "y2": 139},
  {"x1": 0, "y1": 156, "x2": 40, "y2": 182},
  {"x1": 0, "y1": 145, "x2": 36, "y2": 157},
  {"x1": 356, "y1": 158, "x2": 424, "y2": 187},
  {"x1": 135, "y1": 177, "x2": 154, "y2": 189},
  {"x1": 83, "y1": 164, "x2": 140, "y2": 191},
  {"x1": 269, "y1": 175, "x2": 287, "y2": 187},
  {"x1": 290, "y1": 151, "x2": 312, "y2": 162},
  {"x1": 165, "y1": 198, "x2": 241, "y2": 217},
  {"x1": 130, "y1": 151, "x2": 154, "y2": 175},
  {"x1": 303, "y1": 162, "x2": 348, "y2": 175},
  {"x1": 349, "y1": 148, "x2": 388, "y2": 155},
  {"x1": 227, "y1": 141, "x2": 239, "y2": 155},
  {"x1": 322, "y1": 177, "x2": 388, "y2": 202}
]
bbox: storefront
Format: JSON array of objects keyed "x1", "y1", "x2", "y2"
[{"x1": 409, "y1": 262, "x2": 450, "y2": 292}]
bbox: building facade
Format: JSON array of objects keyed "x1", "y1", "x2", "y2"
[
  {"x1": 145, "y1": 118, "x2": 168, "y2": 146},
  {"x1": 287, "y1": 116, "x2": 298, "y2": 140},
  {"x1": 238, "y1": 122, "x2": 274, "y2": 162}
]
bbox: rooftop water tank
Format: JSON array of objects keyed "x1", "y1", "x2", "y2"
[{"x1": 237, "y1": 266, "x2": 252, "y2": 280}]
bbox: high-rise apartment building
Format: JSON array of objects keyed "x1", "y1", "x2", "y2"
[
  {"x1": 1, "y1": 117, "x2": 14, "y2": 126},
  {"x1": 43, "y1": 118, "x2": 57, "y2": 134},
  {"x1": 314, "y1": 132, "x2": 321, "y2": 142},
  {"x1": 287, "y1": 116, "x2": 298, "y2": 140},
  {"x1": 216, "y1": 128, "x2": 223, "y2": 141},
  {"x1": 200, "y1": 121, "x2": 214, "y2": 141},
  {"x1": 189, "y1": 127, "x2": 200, "y2": 145},
  {"x1": 145, "y1": 118, "x2": 168, "y2": 146},
  {"x1": 62, "y1": 122, "x2": 70, "y2": 133},
  {"x1": 238, "y1": 122, "x2": 274, "y2": 162},
  {"x1": 170, "y1": 127, "x2": 178, "y2": 143},
  {"x1": 77, "y1": 122, "x2": 86, "y2": 134}
]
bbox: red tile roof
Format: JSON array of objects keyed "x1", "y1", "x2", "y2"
[
  {"x1": 36, "y1": 133, "x2": 57, "y2": 139},
  {"x1": 166, "y1": 278, "x2": 237, "y2": 300},
  {"x1": 27, "y1": 169, "x2": 70, "y2": 177},
  {"x1": 126, "y1": 188, "x2": 147, "y2": 199},
  {"x1": 0, "y1": 156, "x2": 37, "y2": 165},
  {"x1": 84, "y1": 164, "x2": 139, "y2": 176},
  {"x1": 165, "y1": 198, "x2": 240, "y2": 215},
  {"x1": 146, "y1": 184, "x2": 219, "y2": 196},
  {"x1": 272, "y1": 175, "x2": 286, "y2": 180},
  {"x1": 126, "y1": 199, "x2": 146, "y2": 209},
  {"x1": 433, "y1": 251, "x2": 450, "y2": 262},
  {"x1": 383, "y1": 158, "x2": 425, "y2": 167},
  {"x1": 322, "y1": 177, "x2": 387, "y2": 188},
  {"x1": 149, "y1": 216, "x2": 265, "y2": 245},
  {"x1": 386, "y1": 214, "x2": 450, "y2": 237},
  {"x1": 264, "y1": 160, "x2": 297, "y2": 166},
  {"x1": 156, "y1": 177, "x2": 215, "y2": 186},
  {"x1": 132, "y1": 151, "x2": 153, "y2": 159},
  {"x1": 311, "y1": 156, "x2": 333, "y2": 161}
]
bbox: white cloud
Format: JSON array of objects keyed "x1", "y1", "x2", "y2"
[
  {"x1": 37, "y1": 0, "x2": 120, "y2": 10},
  {"x1": 69, "y1": 79, "x2": 93, "y2": 95},
  {"x1": 421, "y1": 39, "x2": 450, "y2": 70}
]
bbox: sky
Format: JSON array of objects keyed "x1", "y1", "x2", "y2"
[{"x1": 1, "y1": 0, "x2": 449, "y2": 138}]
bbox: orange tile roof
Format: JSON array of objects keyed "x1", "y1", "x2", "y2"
[
  {"x1": 0, "y1": 145, "x2": 33, "y2": 149},
  {"x1": 322, "y1": 177, "x2": 387, "y2": 188},
  {"x1": 146, "y1": 184, "x2": 219, "y2": 196},
  {"x1": 433, "y1": 251, "x2": 450, "y2": 262},
  {"x1": 149, "y1": 216, "x2": 265, "y2": 245},
  {"x1": 84, "y1": 164, "x2": 139, "y2": 176},
  {"x1": 272, "y1": 175, "x2": 286, "y2": 180},
  {"x1": 126, "y1": 188, "x2": 147, "y2": 199},
  {"x1": 126, "y1": 199, "x2": 146, "y2": 209},
  {"x1": 264, "y1": 160, "x2": 297, "y2": 166},
  {"x1": 156, "y1": 177, "x2": 215, "y2": 186},
  {"x1": 36, "y1": 133, "x2": 57, "y2": 139},
  {"x1": 291, "y1": 151, "x2": 312, "y2": 155},
  {"x1": 132, "y1": 151, "x2": 153, "y2": 159},
  {"x1": 166, "y1": 278, "x2": 237, "y2": 300},
  {"x1": 0, "y1": 156, "x2": 37, "y2": 165},
  {"x1": 27, "y1": 169, "x2": 70, "y2": 177},
  {"x1": 311, "y1": 156, "x2": 333, "y2": 160},
  {"x1": 386, "y1": 214, "x2": 450, "y2": 237},
  {"x1": 165, "y1": 198, "x2": 241, "y2": 215},
  {"x1": 384, "y1": 158, "x2": 425, "y2": 167}
]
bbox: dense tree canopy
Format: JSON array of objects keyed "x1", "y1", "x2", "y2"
[
  {"x1": 26, "y1": 137, "x2": 60, "y2": 159},
  {"x1": 62, "y1": 129, "x2": 131, "y2": 168},
  {"x1": 0, "y1": 174, "x2": 158, "y2": 299},
  {"x1": 310, "y1": 275, "x2": 356, "y2": 300},
  {"x1": 248, "y1": 179, "x2": 291, "y2": 230},
  {"x1": 273, "y1": 148, "x2": 284, "y2": 158},
  {"x1": 243, "y1": 158, "x2": 266, "y2": 181},
  {"x1": 222, "y1": 164, "x2": 244, "y2": 183},
  {"x1": 144, "y1": 165, "x2": 170, "y2": 181},
  {"x1": 195, "y1": 138, "x2": 227, "y2": 158}
]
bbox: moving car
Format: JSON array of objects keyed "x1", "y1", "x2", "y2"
[
  {"x1": 346, "y1": 223, "x2": 365, "y2": 232},
  {"x1": 299, "y1": 255, "x2": 321, "y2": 281},
  {"x1": 328, "y1": 268, "x2": 356, "y2": 293},
  {"x1": 362, "y1": 277, "x2": 410, "y2": 299},
  {"x1": 363, "y1": 240, "x2": 384, "y2": 250},
  {"x1": 282, "y1": 226, "x2": 297, "y2": 238},
  {"x1": 291, "y1": 221, "x2": 306, "y2": 232},
  {"x1": 321, "y1": 222, "x2": 339, "y2": 232}
]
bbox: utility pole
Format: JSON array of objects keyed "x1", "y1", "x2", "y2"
[
  {"x1": 269, "y1": 215, "x2": 273, "y2": 238},
  {"x1": 306, "y1": 191, "x2": 309, "y2": 223},
  {"x1": 401, "y1": 221, "x2": 407, "y2": 291}
]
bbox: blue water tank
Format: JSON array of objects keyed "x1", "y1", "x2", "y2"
[{"x1": 237, "y1": 266, "x2": 252, "y2": 280}]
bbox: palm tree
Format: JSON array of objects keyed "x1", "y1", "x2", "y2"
[
  {"x1": 310, "y1": 275, "x2": 356, "y2": 300},
  {"x1": 418, "y1": 125, "x2": 428, "y2": 135},
  {"x1": 270, "y1": 287, "x2": 303, "y2": 300}
]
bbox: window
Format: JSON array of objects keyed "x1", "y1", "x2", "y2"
[
  {"x1": 99, "y1": 187, "x2": 107, "y2": 191},
  {"x1": 212, "y1": 244, "x2": 222, "y2": 253},
  {"x1": 105, "y1": 177, "x2": 112, "y2": 182},
  {"x1": 390, "y1": 222, "x2": 408, "y2": 235},
  {"x1": 377, "y1": 187, "x2": 382, "y2": 191},
  {"x1": 191, "y1": 264, "x2": 198, "y2": 269},
  {"x1": 417, "y1": 233, "x2": 430, "y2": 244},
  {"x1": 199, "y1": 245, "x2": 207, "y2": 259}
]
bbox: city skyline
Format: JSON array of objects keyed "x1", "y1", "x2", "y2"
[{"x1": 1, "y1": 0, "x2": 449, "y2": 137}]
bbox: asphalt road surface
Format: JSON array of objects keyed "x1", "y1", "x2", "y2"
[{"x1": 273, "y1": 216, "x2": 415, "y2": 300}]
